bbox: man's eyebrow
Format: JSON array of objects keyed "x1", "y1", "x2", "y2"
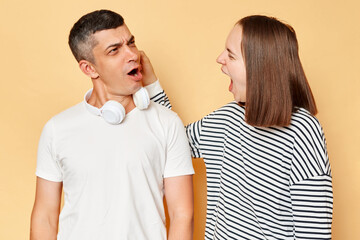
[
  {"x1": 104, "y1": 35, "x2": 135, "y2": 51},
  {"x1": 105, "y1": 42, "x2": 121, "y2": 51},
  {"x1": 127, "y1": 35, "x2": 135, "y2": 44}
]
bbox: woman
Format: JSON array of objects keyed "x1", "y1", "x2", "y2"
[{"x1": 143, "y1": 15, "x2": 333, "y2": 240}]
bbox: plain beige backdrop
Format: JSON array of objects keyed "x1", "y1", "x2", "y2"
[{"x1": 1, "y1": 0, "x2": 359, "y2": 239}]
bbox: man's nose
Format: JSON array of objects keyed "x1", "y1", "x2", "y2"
[{"x1": 125, "y1": 46, "x2": 139, "y2": 62}]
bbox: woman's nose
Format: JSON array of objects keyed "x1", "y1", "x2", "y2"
[{"x1": 216, "y1": 51, "x2": 226, "y2": 64}]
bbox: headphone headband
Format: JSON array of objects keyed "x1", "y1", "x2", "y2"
[{"x1": 84, "y1": 87, "x2": 150, "y2": 125}]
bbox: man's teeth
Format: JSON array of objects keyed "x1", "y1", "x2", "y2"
[{"x1": 128, "y1": 68, "x2": 139, "y2": 76}]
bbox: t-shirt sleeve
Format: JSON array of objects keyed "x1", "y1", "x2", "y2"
[
  {"x1": 163, "y1": 115, "x2": 194, "y2": 178},
  {"x1": 185, "y1": 119, "x2": 203, "y2": 158},
  {"x1": 290, "y1": 175, "x2": 333, "y2": 239},
  {"x1": 290, "y1": 118, "x2": 333, "y2": 239},
  {"x1": 35, "y1": 119, "x2": 63, "y2": 182}
]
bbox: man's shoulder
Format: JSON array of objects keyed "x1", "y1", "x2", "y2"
[
  {"x1": 53, "y1": 101, "x2": 85, "y2": 117},
  {"x1": 143, "y1": 102, "x2": 183, "y2": 130},
  {"x1": 147, "y1": 101, "x2": 178, "y2": 119},
  {"x1": 49, "y1": 101, "x2": 87, "y2": 126}
]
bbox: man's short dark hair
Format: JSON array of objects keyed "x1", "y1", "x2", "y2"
[{"x1": 69, "y1": 10, "x2": 124, "y2": 63}]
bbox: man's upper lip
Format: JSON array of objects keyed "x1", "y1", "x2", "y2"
[{"x1": 127, "y1": 64, "x2": 142, "y2": 74}]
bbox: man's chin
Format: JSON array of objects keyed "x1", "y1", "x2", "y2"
[{"x1": 130, "y1": 83, "x2": 143, "y2": 94}]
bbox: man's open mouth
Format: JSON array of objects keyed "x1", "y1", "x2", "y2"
[
  {"x1": 127, "y1": 67, "x2": 139, "y2": 76},
  {"x1": 126, "y1": 66, "x2": 143, "y2": 81}
]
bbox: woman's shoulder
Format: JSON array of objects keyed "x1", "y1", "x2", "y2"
[
  {"x1": 211, "y1": 101, "x2": 245, "y2": 116},
  {"x1": 290, "y1": 107, "x2": 324, "y2": 139},
  {"x1": 200, "y1": 101, "x2": 245, "y2": 124}
]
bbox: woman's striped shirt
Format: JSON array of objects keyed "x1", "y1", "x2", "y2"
[{"x1": 148, "y1": 82, "x2": 333, "y2": 240}]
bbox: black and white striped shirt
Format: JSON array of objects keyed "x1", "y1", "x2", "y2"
[{"x1": 148, "y1": 83, "x2": 333, "y2": 239}]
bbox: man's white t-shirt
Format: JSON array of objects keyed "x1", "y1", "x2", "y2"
[{"x1": 36, "y1": 89, "x2": 194, "y2": 240}]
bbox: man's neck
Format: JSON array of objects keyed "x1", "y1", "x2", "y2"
[{"x1": 87, "y1": 81, "x2": 136, "y2": 114}]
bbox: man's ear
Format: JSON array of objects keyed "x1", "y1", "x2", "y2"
[{"x1": 79, "y1": 60, "x2": 99, "y2": 79}]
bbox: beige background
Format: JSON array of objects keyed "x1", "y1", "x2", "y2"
[{"x1": 1, "y1": 0, "x2": 359, "y2": 239}]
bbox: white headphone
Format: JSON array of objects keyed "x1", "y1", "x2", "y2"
[{"x1": 85, "y1": 87, "x2": 150, "y2": 125}]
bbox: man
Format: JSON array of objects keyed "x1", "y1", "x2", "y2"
[{"x1": 30, "y1": 10, "x2": 194, "y2": 240}]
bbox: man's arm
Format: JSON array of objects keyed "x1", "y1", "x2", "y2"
[
  {"x1": 142, "y1": 51, "x2": 195, "y2": 238},
  {"x1": 30, "y1": 177, "x2": 62, "y2": 240},
  {"x1": 164, "y1": 175, "x2": 194, "y2": 240}
]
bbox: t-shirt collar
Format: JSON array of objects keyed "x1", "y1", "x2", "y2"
[{"x1": 84, "y1": 89, "x2": 101, "y2": 116}]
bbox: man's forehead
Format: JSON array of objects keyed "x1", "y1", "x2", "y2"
[{"x1": 93, "y1": 24, "x2": 132, "y2": 46}]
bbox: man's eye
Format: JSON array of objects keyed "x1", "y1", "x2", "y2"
[
  {"x1": 109, "y1": 48, "x2": 118, "y2": 54},
  {"x1": 128, "y1": 40, "x2": 135, "y2": 46},
  {"x1": 228, "y1": 54, "x2": 235, "y2": 60}
]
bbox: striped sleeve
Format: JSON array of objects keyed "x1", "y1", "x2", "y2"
[
  {"x1": 145, "y1": 80, "x2": 172, "y2": 109},
  {"x1": 185, "y1": 120, "x2": 203, "y2": 158},
  {"x1": 290, "y1": 113, "x2": 333, "y2": 239},
  {"x1": 290, "y1": 175, "x2": 333, "y2": 239}
]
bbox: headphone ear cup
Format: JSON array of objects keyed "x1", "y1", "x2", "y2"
[
  {"x1": 133, "y1": 87, "x2": 150, "y2": 110},
  {"x1": 101, "y1": 100, "x2": 126, "y2": 124}
]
